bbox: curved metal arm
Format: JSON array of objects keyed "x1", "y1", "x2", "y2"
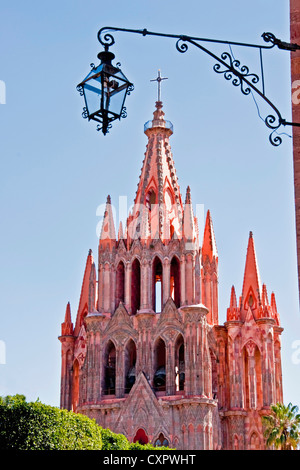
[
  {"x1": 97, "y1": 26, "x2": 278, "y2": 50},
  {"x1": 97, "y1": 26, "x2": 300, "y2": 146}
]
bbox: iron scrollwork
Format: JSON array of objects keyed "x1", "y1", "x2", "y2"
[
  {"x1": 213, "y1": 52, "x2": 259, "y2": 96},
  {"x1": 95, "y1": 26, "x2": 300, "y2": 145},
  {"x1": 176, "y1": 37, "x2": 189, "y2": 54},
  {"x1": 265, "y1": 114, "x2": 284, "y2": 147},
  {"x1": 82, "y1": 107, "x2": 88, "y2": 119},
  {"x1": 121, "y1": 107, "x2": 127, "y2": 119},
  {"x1": 127, "y1": 84, "x2": 134, "y2": 95},
  {"x1": 76, "y1": 84, "x2": 84, "y2": 96},
  {"x1": 97, "y1": 122, "x2": 112, "y2": 133}
]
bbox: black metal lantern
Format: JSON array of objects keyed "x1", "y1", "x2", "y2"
[{"x1": 77, "y1": 47, "x2": 133, "y2": 135}]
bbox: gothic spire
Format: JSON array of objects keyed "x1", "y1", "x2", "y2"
[
  {"x1": 241, "y1": 231, "x2": 262, "y2": 320},
  {"x1": 226, "y1": 285, "x2": 240, "y2": 322},
  {"x1": 131, "y1": 97, "x2": 183, "y2": 243},
  {"x1": 271, "y1": 291, "x2": 280, "y2": 325},
  {"x1": 183, "y1": 186, "x2": 196, "y2": 243},
  {"x1": 74, "y1": 249, "x2": 95, "y2": 336},
  {"x1": 61, "y1": 302, "x2": 73, "y2": 336},
  {"x1": 202, "y1": 210, "x2": 218, "y2": 263},
  {"x1": 100, "y1": 195, "x2": 116, "y2": 247}
]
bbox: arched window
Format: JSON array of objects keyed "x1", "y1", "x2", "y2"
[
  {"x1": 153, "y1": 337, "x2": 166, "y2": 391},
  {"x1": 131, "y1": 258, "x2": 141, "y2": 315},
  {"x1": 145, "y1": 189, "x2": 156, "y2": 211},
  {"x1": 233, "y1": 434, "x2": 239, "y2": 450},
  {"x1": 152, "y1": 256, "x2": 163, "y2": 312},
  {"x1": 125, "y1": 339, "x2": 137, "y2": 393},
  {"x1": 175, "y1": 334, "x2": 185, "y2": 391},
  {"x1": 72, "y1": 359, "x2": 80, "y2": 411},
  {"x1": 133, "y1": 428, "x2": 148, "y2": 445},
  {"x1": 170, "y1": 256, "x2": 180, "y2": 307},
  {"x1": 155, "y1": 433, "x2": 169, "y2": 447},
  {"x1": 104, "y1": 340, "x2": 116, "y2": 395},
  {"x1": 243, "y1": 343, "x2": 262, "y2": 409},
  {"x1": 249, "y1": 431, "x2": 260, "y2": 450},
  {"x1": 116, "y1": 261, "x2": 125, "y2": 306}
]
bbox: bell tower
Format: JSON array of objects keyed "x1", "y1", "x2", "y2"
[{"x1": 59, "y1": 87, "x2": 284, "y2": 450}]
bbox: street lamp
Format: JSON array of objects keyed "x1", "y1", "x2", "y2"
[
  {"x1": 77, "y1": 45, "x2": 133, "y2": 135},
  {"x1": 78, "y1": 26, "x2": 300, "y2": 144}
]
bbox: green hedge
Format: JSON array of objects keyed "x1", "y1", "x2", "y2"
[
  {"x1": 0, "y1": 395, "x2": 102, "y2": 450},
  {"x1": 101, "y1": 427, "x2": 130, "y2": 450},
  {"x1": 0, "y1": 395, "x2": 171, "y2": 450}
]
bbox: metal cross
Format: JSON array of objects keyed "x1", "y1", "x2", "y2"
[{"x1": 150, "y1": 70, "x2": 168, "y2": 102}]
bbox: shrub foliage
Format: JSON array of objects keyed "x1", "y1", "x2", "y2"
[
  {"x1": 0, "y1": 395, "x2": 170, "y2": 450},
  {"x1": 0, "y1": 395, "x2": 102, "y2": 450}
]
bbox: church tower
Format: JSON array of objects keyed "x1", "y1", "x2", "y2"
[{"x1": 59, "y1": 91, "x2": 284, "y2": 450}]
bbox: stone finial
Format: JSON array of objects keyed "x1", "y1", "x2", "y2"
[
  {"x1": 61, "y1": 302, "x2": 73, "y2": 336},
  {"x1": 202, "y1": 210, "x2": 218, "y2": 263}
]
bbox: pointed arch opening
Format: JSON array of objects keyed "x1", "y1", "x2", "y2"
[
  {"x1": 244, "y1": 287, "x2": 257, "y2": 312},
  {"x1": 175, "y1": 334, "x2": 185, "y2": 392},
  {"x1": 249, "y1": 431, "x2": 260, "y2": 450},
  {"x1": 125, "y1": 339, "x2": 137, "y2": 393},
  {"x1": 145, "y1": 188, "x2": 156, "y2": 211},
  {"x1": 153, "y1": 337, "x2": 166, "y2": 391},
  {"x1": 133, "y1": 428, "x2": 148, "y2": 445},
  {"x1": 104, "y1": 340, "x2": 116, "y2": 395},
  {"x1": 72, "y1": 359, "x2": 80, "y2": 412},
  {"x1": 152, "y1": 256, "x2": 163, "y2": 313},
  {"x1": 155, "y1": 433, "x2": 169, "y2": 447},
  {"x1": 116, "y1": 260, "x2": 125, "y2": 307},
  {"x1": 243, "y1": 342, "x2": 262, "y2": 409},
  {"x1": 131, "y1": 258, "x2": 141, "y2": 315},
  {"x1": 233, "y1": 434, "x2": 239, "y2": 450},
  {"x1": 170, "y1": 256, "x2": 181, "y2": 307}
]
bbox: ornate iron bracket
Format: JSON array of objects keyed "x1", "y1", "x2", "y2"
[{"x1": 97, "y1": 26, "x2": 300, "y2": 146}]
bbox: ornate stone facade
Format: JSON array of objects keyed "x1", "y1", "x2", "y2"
[{"x1": 59, "y1": 100, "x2": 283, "y2": 450}]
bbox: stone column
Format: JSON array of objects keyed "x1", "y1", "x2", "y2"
[
  {"x1": 212, "y1": 272, "x2": 219, "y2": 324},
  {"x1": 84, "y1": 312, "x2": 106, "y2": 402},
  {"x1": 140, "y1": 258, "x2": 152, "y2": 311},
  {"x1": 180, "y1": 255, "x2": 186, "y2": 305},
  {"x1": 103, "y1": 262, "x2": 111, "y2": 313},
  {"x1": 258, "y1": 319, "x2": 276, "y2": 407},
  {"x1": 165, "y1": 337, "x2": 176, "y2": 396},
  {"x1": 110, "y1": 266, "x2": 116, "y2": 313},
  {"x1": 163, "y1": 257, "x2": 170, "y2": 306},
  {"x1": 248, "y1": 351, "x2": 257, "y2": 409},
  {"x1": 93, "y1": 330, "x2": 101, "y2": 402},
  {"x1": 86, "y1": 330, "x2": 95, "y2": 403},
  {"x1": 225, "y1": 323, "x2": 243, "y2": 409},
  {"x1": 115, "y1": 344, "x2": 124, "y2": 398},
  {"x1": 204, "y1": 272, "x2": 212, "y2": 319},
  {"x1": 185, "y1": 254, "x2": 194, "y2": 305},
  {"x1": 135, "y1": 312, "x2": 155, "y2": 380},
  {"x1": 98, "y1": 264, "x2": 104, "y2": 311},
  {"x1": 125, "y1": 261, "x2": 132, "y2": 313},
  {"x1": 180, "y1": 304, "x2": 210, "y2": 396},
  {"x1": 59, "y1": 338, "x2": 74, "y2": 410}
]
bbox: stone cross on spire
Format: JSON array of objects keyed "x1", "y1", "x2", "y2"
[{"x1": 150, "y1": 70, "x2": 168, "y2": 102}]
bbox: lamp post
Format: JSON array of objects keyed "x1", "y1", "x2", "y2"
[{"x1": 77, "y1": 26, "x2": 300, "y2": 144}]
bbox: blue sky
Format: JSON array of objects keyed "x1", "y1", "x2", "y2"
[{"x1": 0, "y1": 0, "x2": 299, "y2": 409}]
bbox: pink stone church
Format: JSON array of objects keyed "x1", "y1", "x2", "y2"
[{"x1": 59, "y1": 98, "x2": 284, "y2": 450}]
